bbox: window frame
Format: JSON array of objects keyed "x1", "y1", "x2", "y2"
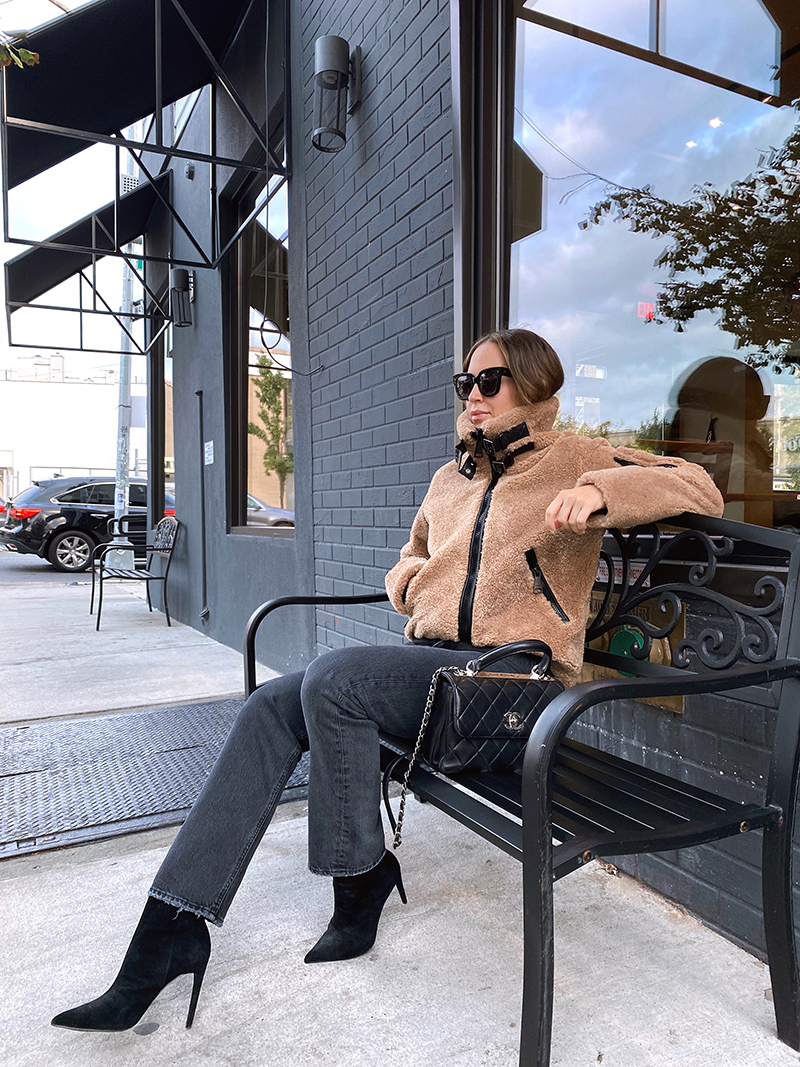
[{"x1": 224, "y1": 170, "x2": 293, "y2": 534}]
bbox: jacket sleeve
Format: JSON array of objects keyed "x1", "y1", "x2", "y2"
[
  {"x1": 575, "y1": 442, "x2": 725, "y2": 529},
  {"x1": 385, "y1": 503, "x2": 430, "y2": 615}
]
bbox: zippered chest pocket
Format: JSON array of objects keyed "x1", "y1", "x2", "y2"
[{"x1": 524, "y1": 547, "x2": 570, "y2": 622}]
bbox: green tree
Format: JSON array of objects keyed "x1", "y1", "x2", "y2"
[
  {"x1": 583, "y1": 108, "x2": 800, "y2": 371},
  {"x1": 0, "y1": 32, "x2": 39, "y2": 69},
  {"x1": 247, "y1": 352, "x2": 293, "y2": 509},
  {"x1": 635, "y1": 408, "x2": 665, "y2": 452},
  {"x1": 554, "y1": 412, "x2": 615, "y2": 438}
]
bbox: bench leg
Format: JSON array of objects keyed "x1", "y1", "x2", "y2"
[
  {"x1": 89, "y1": 564, "x2": 96, "y2": 615},
  {"x1": 763, "y1": 680, "x2": 800, "y2": 1050},
  {"x1": 163, "y1": 579, "x2": 171, "y2": 626},
  {"x1": 520, "y1": 828, "x2": 555, "y2": 1066},
  {"x1": 146, "y1": 580, "x2": 153, "y2": 612},
  {"x1": 763, "y1": 820, "x2": 800, "y2": 1049},
  {"x1": 96, "y1": 572, "x2": 104, "y2": 631}
]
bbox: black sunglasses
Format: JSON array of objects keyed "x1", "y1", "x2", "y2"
[{"x1": 453, "y1": 366, "x2": 512, "y2": 401}]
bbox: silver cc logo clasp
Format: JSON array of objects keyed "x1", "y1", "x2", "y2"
[{"x1": 503, "y1": 710, "x2": 524, "y2": 731}]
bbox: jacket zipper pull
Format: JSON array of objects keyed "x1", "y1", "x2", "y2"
[{"x1": 525, "y1": 548, "x2": 570, "y2": 622}]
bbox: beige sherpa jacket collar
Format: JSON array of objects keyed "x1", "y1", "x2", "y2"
[{"x1": 454, "y1": 398, "x2": 560, "y2": 481}]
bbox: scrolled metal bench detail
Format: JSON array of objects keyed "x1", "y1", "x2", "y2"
[{"x1": 587, "y1": 522, "x2": 785, "y2": 670}]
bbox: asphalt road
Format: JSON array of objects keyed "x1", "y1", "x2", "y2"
[{"x1": 0, "y1": 551, "x2": 89, "y2": 585}]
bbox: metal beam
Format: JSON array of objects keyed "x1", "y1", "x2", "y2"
[
  {"x1": 4, "y1": 117, "x2": 274, "y2": 175},
  {"x1": 168, "y1": 0, "x2": 284, "y2": 174}
]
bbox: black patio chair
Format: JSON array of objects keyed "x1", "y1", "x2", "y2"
[{"x1": 91, "y1": 515, "x2": 180, "y2": 630}]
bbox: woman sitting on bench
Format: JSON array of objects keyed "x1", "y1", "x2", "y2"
[{"x1": 52, "y1": 329, "x2": 723, "y2": 1033}]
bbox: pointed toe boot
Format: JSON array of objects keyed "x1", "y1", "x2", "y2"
[
  {"x1": 51, "y1": 897, "x2": 210, "y2": 1031},
  {"x1": 305, "y1": 850, "x2": 407, "y2": 964}
]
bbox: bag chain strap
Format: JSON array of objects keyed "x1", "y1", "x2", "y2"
[{"x1": 391, "y1": 665, "x2": 463, "y2": 850}]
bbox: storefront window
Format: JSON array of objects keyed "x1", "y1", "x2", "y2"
[
  {"x1": 236, "y1": 175, "x2": 294, "y2": 530},
  {"x1": 509, "y1": 6, "x2": 800, "y2": 527}
]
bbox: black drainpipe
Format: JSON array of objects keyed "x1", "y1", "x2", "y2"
[{"x1": 196, "y1": 389, "x2": 210, "y2": 622}]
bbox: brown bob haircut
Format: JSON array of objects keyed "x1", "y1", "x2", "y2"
[{"x1": 464, "y1": 328, "x2": 564, "y2": 404}]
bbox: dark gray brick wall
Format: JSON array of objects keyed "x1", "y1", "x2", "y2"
[
  {"x1": 569, "y1": 688, "x2": 796, "y2": 958},
  {"x1": 300, "y1": 0, "x2": 454, "y2": 651}
]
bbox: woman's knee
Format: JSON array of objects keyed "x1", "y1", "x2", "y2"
[
  {"x1": 301, "y1": 647, "x2": 376, "y2": 721},
  {"x1": 236, "y1": 669, "x2": 307, "y2": 742}
]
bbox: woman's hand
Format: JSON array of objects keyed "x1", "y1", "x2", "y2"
[{"x1": 545, "y1": 485, "x2": 605, "y2": 534}]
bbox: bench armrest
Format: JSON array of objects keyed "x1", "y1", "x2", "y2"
[
  {"x1": 92, "y1": 541, "x2": 130, "y2": 566},
  {"x1": 243, "y1": 593, "x2": 390, "y2": 696},
  {"x1": 520, "y1": 659, "x2": 800, "y2": 870}
]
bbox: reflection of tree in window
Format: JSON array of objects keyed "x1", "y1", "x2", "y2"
[
  {"x1": 248, "y1": 353, "x2": 293, "y2": 509},
  {"x1": 585, "y1": 111, "x2": 800, "y2": 372}
]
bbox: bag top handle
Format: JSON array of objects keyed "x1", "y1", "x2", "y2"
[{"x1": 467, "y1": 639, "x2": 553, "y2": 678}]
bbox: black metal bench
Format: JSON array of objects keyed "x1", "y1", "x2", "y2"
[
  {"x1": 91, "y1": 515, "x2": 180, "y2": 630},
  {"x1": 243, "y1": 512, "x2": 800, "y2": 1066}
]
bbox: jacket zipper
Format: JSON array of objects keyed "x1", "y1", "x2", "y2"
[
  {"x1": 525, "y1": 548, "x2": 570, "y2": 622},
  {"x1": 457, "y1": 472, "x2": 500, "y2": 642}
]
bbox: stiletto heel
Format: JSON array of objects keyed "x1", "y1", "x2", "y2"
[
  {"x1": 305, "y1": 850, "x2": 407, "y2": 964},
  {"x1": 185, "y1": 960, "x2": 208, "y2": 1029},
  {"x1": 51, "y1": 898, "x2": 211, "y2": 1032}
]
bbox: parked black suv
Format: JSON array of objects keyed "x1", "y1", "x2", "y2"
[{"x1": 0, "y1": 477, "x2": 176, "y2": 572}]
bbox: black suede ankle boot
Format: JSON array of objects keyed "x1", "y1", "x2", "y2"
[
  {"x1": 304, "y1": 850, "x2": 406, "y2": 964},
  {"x1": 51, "y1": 897, "x2": 211, "y2": 1031}
]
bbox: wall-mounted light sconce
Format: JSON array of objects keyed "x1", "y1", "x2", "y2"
[
  {"x1": 170, "y1": 268, "x2": 194, "y2": 328},
  {"x1": 312, "y1": 35, "x2": 362, "y2": 153}
]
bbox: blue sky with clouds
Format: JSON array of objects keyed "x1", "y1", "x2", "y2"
[{"x1": 512, "y1": 7, "x2": 798, "y2": 431}]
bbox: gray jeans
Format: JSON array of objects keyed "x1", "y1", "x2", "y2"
[{"x1": 149, "y1": 641, "x2": 531, "y2": 925}]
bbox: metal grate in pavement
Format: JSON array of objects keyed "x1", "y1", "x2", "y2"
[{"x1": 0, "y1": 698, "x2": 310, "y2": 858}]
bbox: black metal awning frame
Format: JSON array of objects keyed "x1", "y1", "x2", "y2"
[{"x1": 1, "y1": 0, "x2": 288, "y2": 353}]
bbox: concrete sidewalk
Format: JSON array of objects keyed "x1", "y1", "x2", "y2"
[
  {"x1": 2, "y1": 804, "x2": 793, "y2": 1067},
  {"x1": 0, "y1": 567, "x2": 797, "y2": 1066},
  {"x1": 0, "y1": 571, "x2": 271, "y2": 724}
]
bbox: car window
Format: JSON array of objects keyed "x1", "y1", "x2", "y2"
[
  {"x1": 54, "y1": 485, "x2": 92, "y2": 504},
  {"x1": 11, "y1": 485, "x2": 42, "y2": 505},
  {"x1": 129, "y1": 484, "x2": 147, "y2": 508},
  {"x1": 88, "y1": 483, "x2": 116, "y2": 506}
]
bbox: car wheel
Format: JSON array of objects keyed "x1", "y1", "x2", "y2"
[{"x1": 47, "y1": 530, "x2": 95, "y2": 572}]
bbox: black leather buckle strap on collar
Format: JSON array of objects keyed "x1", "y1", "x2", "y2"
[
  {"x1": 503, "y1": 441, "x2": 537, "y2": 468},
  {"x1": 492, "y1": 422, "x2": 529, "y2": 451},
  {"x1": 457, "y1": 421, "x2": 533, "y2": 481},
  {"x1": 457, "y1": 432, "x2": 537, "y2": 481},
  {"x1": 456, "y1": 442, "x2": 478, "y2": 480}
]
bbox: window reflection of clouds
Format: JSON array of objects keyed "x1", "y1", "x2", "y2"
[
  {"x1": 523, "y1": 0, "x2": 650, "y2": 49},
  {"x1": 511, "y1": 19, "x2": 796, "y2": 437},
  {"x1": 664, "y1": 0, "x2": 778, "y2": 95}
]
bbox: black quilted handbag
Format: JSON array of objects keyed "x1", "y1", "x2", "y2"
[{"x1": 389, "y1": 639, "x2": 564, "y2": 847}]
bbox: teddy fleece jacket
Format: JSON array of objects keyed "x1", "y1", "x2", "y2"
[{"x1": 384, "y1": 398, "x2": 725, "y2": 686}]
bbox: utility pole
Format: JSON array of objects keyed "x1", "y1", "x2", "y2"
[{"x1": 105, "y1": 139, "x2": 137, "y2": 569}]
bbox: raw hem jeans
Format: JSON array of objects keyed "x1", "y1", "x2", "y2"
[{"x1": 149, "y1": 641, "x2": 532, "y2": 926}]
